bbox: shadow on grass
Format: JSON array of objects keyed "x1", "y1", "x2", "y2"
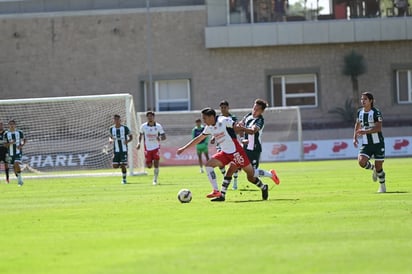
[
  {"x1": 379, "y1": 191, "x2": 408, "y2": 194},
  {"x1": 231, "y1": 198, "x2": 299, "y2": 203}
]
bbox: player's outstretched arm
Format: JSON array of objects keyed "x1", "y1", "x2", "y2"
[{"x1": 177, "y1": 134, "x2": 207, "y2": 155}]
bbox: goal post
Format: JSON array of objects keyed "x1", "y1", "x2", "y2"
[
  {"x1": 0, "y1": 94, "x2": 146, "y2": 177},
  {"x1": 137, "y1": 106, "x2": 303, "y2": 164}
]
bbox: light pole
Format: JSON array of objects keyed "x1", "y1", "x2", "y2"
[{"x1": 146, "y1": 0, "x2": 154, "y2": 111}]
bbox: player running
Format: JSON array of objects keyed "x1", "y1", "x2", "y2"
[
  {"x1": 238, "y1": 99, "x2": 280, "y2": 185},
  {"x1": 137, "y1": 111, "x2": 166, "y2": 185},
  {"x1": 353, "y1": 92, "x2": 386, "y2": 193},
  {"x1": 109, "y1": 114, "x2": 133, "y2": 184},
  {"x1": 4, "y1": 120, "x2": 26, "y2": 186},
  {"x1": 177, "y1": 107, "x2": 270, "y2": 202},
  {"x1": 0, "y1": 122, "x2": 10, "y2": 183}
]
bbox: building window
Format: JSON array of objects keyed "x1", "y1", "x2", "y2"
[
  {"x1": 270, "y1": 74, "x2": 318, "y2": 107},
  {"x1": 155, "y1": 79, "x2": 191, "y2": 111},
  {"x1": 396, "y1": 69, "x2": 412, "y2": 104}
]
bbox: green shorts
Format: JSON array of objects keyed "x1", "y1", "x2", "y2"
[
  {"x1": 112, "y1": 152, "x2": 128, "y2": 165},
  {"x1": 196, "y1": 143, "x2": 208, "y2": 154},
  {"x1": 9, "y1": 153, "x2": 22, "y2": 164},
  {"x1": 359, "y1": 142, "x2": 385, "y2": 160}
]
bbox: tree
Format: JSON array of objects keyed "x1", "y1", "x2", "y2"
[{"x1": 342, "y1": 50, "x2": 367, "y2": 108}]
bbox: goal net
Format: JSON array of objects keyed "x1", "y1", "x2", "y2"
[
  {"x1": 0, "y1": 94, "x2": 145, "y2": 177},
  {"x1": 137, "y1": 106, "x2": 303, "y2": 165}
]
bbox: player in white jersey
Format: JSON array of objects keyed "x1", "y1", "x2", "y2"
[
  {"x1": 4, "y1": 120, "x2": 26, "y2": 186},
  {"x1": 353, "y1": 92, "x2": 386, "y2": 193},
  {"x1": 137, "y1": 111, "x2": 166, "y2": 185},
  {"x1": 177, "y1": 107, "x2": 269, "y2": 202},
  {"x1": 109, "y1": 114, "x2": 133, "y2": 184}
]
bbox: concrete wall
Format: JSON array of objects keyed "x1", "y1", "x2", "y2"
[{"x1": 0, "y1": 6, "x2": 412, "y2": 130}]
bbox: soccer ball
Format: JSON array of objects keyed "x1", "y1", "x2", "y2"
[{"x1": 177, "y1": 189, "x2": 192, "y2": 203}]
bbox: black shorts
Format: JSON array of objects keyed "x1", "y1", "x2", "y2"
[
  {"x1": 0, "y1": 147, "x2": 8, "y2": 163},
  {"x1": 245, "y1": 149, "x2": 261, "y2": 169}
]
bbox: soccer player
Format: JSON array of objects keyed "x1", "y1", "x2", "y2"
[
  {"x1": 192, "y1": 118, "x2": 209, "y2": 173},
  {"x1": 177, "y1": 107, "x2": 269, "y2": 202},
  {"x1": 4, "y1": 120, "x2": 26, "y2": 186},
  {"x1": 0, "y1": 122, "x2": 10, "y2": 183},
  {"x1": 136, "y1": 111, "x2": 166, "y2": 185},
  {"x1": 109, "y1": 114, "x2": 133, "y2": 184},
  {"x1": 211, "y1": 100, "x2": 240, "y2": 189},
  {"x1": 238, "y1": 99, "x2": 280, "y2": 185},
  {"x1": 353, "y1": 92, "x2": 386, "y2": 193}
]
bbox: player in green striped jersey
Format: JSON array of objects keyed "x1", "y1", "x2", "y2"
[
  {"x1": 109, "y1": 114, "x2": 133, "y2": 184},
  {"x1": 4, "y1": 120, "x2": 26, "y2": 186},
  {"x1": 353, "y1": 92, "x2": 386, "y2": 193}
]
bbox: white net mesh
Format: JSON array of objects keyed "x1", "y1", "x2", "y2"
[
  {"x1": 137, "y1": 106, "x2": 303, "y2": 162},
  {"x1": 0, "y1": 94, "x2": 145, "y2": 176}
]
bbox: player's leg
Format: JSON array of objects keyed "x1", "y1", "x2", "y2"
[
  {"x1": 374, "y1": 143, "x2": 386, "y2": 193},
  {"x1": 205, "y1": 156, "x2": 225, "y2": 198},
  {"x1": 211, "y1": 163, "x2": 237, "y2": 202},
  {"x1": 5, "y1": 162, "x2": 9, "y2": 183},
  {"x1": 196, "y1": 149, "x2": 204, "y2": 173},
  {"x1": 120, "y1": 152, "x2": 128, "y2": 184},
  {"x1": 357, "y1": 145, "x2": 374, "y2": 170},
  {"x1": 243, "y1": 164, "x2": 268, "y2": 200},
  {"x1": 152, "y1": 149, "x2": 161, "y2": 185},
  {"x1": 13, "y1": 156, "x2": 23, "y2": 186}
]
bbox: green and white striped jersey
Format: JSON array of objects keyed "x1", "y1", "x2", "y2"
[
  {"x1": 110, "y1": 125, "x2": 131, "y2": 153},
  {"x1": 356, "y1": 107, "x2": 384, "y2": 145},
  {"x1": 5, "y1": 130, "x2": 24, "y2": 156}
]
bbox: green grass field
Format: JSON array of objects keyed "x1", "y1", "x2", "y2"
[{"x1": 1, "y1": 158, "x2": 411, "y2": 274}]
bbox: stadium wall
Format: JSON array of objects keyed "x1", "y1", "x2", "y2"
[{"x1": 0, "y1": 6, "x2": 411, "y2": 132}]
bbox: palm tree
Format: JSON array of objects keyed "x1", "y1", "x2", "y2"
[{"x1": 342, "y1": 50, "x2": 367, "y2": 107}]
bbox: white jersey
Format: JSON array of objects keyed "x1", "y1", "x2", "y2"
[
  {"x1": 203, "y1": 116, "x2": 237, "y2": 154},
  {"x1": 140, "y1": 122, "x2": 165, "y2": 151}
]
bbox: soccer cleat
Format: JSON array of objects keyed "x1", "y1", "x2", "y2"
[
  {"x1": 372, "y1": 168, "x2": 378, "y2": 182},
  {"x1": 18, "y1": 179, "x2": 24, "y2": 187},
  {"x1": 153, "y1": 180, "x2": 158, "y2": 185},
  {"x1": 200, "y1": 168, "x2": 204, "y2": 173},
  {"x1": 206, "y1": 189, "x2": 221, "y2": 198},
  {"x1": 377, "y1": 183, "x2": 386, "y2": 193},
  {"x1": 6, "y1": 178, "x2": 9, "y2": 184},
  {"x1": 261, "y1": 184, "x2": 269, "y2": 200},
  {"x1": 122, "y1": 180, "x2": 127, "y2": 184},
  {"x1": 270, "y1": 169, "x2": 280, "y2": 185},
  {"x1": 210, "y1": 195, "x2": 225, "y2": 202}
]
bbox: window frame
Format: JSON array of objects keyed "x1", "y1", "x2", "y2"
[
  {"x1": 154, "y1": 79, "x2": 191, "y2": 112},
  {"x1": 270, "y1": 73, "x2": 319, "y2": 108},
  {"x1": 396, "y1": 69, "x2": 412, "y2": 104}
]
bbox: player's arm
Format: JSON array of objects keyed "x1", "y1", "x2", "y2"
[
  {"x1": 356, "y1": 121, "x2": 382, "y2": 136},
  {"x1": 159, "y1": 133, "x2": 166, "y2": 141},
  {"x1": 18, "y1": 137, "x2": 26, "y2": 150},
  {"x1": 126, "y1": 133, "x2": 133, "y2": 145},
  {"x1": 136, "y1": 133, "x2": 143, "y2": 149},
  {"x1": 353, "y1": 120, "x2": 361, "y2": 147},
  {"x1": 177, "y1": 134, "x2": 208, "y2": 155}
]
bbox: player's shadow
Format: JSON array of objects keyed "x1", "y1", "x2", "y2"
[
  {"x1": 378, "y1": 191, "x2": 408, "y2": 194},
  {"x1": 231, "y1": 198, "x2": 299, "y2": 203}
]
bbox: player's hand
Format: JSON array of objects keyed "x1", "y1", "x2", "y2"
[
  {"x1": 353, "y1": 138, "x2": 358, "y2": 148},
  {"x1": 241, "y1": 139, "x2": 249, "y2": 145},
  {"x1": 176, "y1": 147, "x2": 184, "y2": 155},
  {"x1": 210, "y1": 137, "x2": 215, "y2": 144}
]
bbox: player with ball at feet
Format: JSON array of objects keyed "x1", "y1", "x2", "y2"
[{"x1": 177, "y1": 107, "x2": 269, "y2": 202}]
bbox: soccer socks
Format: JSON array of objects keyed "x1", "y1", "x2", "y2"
[
  {"x1": 220, "y1": 177, "x2": 232, "y2": 197},
  {"x1": 364, "y1": 161, "x2": 374, "y2": 170},
  {"x1": 254, "y1": 169, "x2": 272, "y2": 178},
  {"x1": 377, "y1": 169, "x2": 386, "y2": 183},
  {"x1": 219, "y1": 167, "x2": 226, "y2": 175},
  {"x1": 122, "y1": 171, "x2": 127, "y2": 183},
  {"x1": 206, "y1": 166, "x2": 219, "y2": 190},
  {"x1": 5, "y1": 168, "x2": 9, "y2": 182},
  {"x1": 252, "y1": 177, "x2": 265, "y2": 189},
  {"x1": 154, "y1": 168, "x2": 159, "y2": 181}
]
